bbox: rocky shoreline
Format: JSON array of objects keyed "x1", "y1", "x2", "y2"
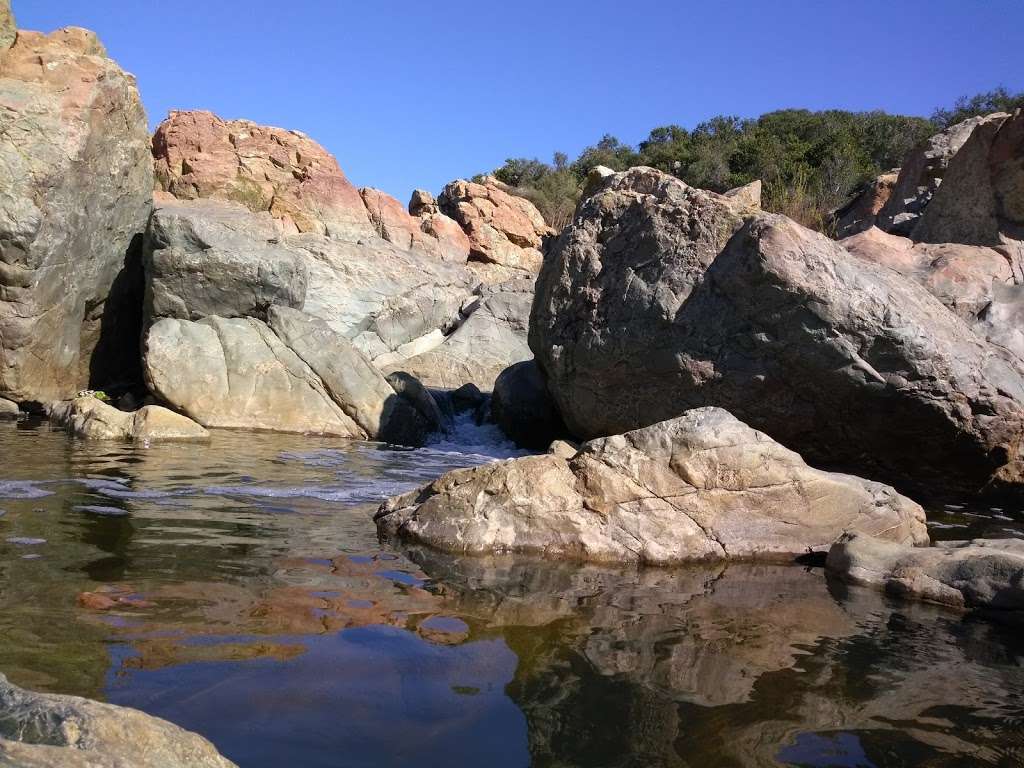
[{"x1": 2, "y1": 0, "x2": 1024, "y2": 762}]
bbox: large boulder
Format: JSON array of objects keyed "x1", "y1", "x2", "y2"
[
  {"x1": 0, "y1": 24, "x2": 152, "y2": 403},
  {"x1": 143, "y1": 199, "x2": 307, "y2": 323},
  {"x1": 384, "y1": 279, "x2": 533, "y2": 390},
  {"x1": 0, "y1": 674, "x2": 236, "y2": 768},
  {"x1": 491, "y1": 359, "x2": 568, "y2": 449},
  {"x1": 376, "y1": 408, "x2": 927, "y2": 564},
  {"x1": 827, "y1": 532, "x2": 1024, "y2": 613},
  {"x1": 439, "y1": 178, "x2": 551, "y2": 273},
  {"x1": 143, "y1": 316, "x2": 364, "y2": 436},
  {"x1": 531, "y1": 166, "x2": 1024, "y2": 496},
  {"x1": 152, "y1": 110, "x2": 373, "y2": 241},
  {"x1": 49, "y1": 396, "x2": 209, "y2": 441}
]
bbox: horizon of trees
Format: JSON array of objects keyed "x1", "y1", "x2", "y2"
[{"x1": 479, "y1": 87, "x2": 1024, "y2": 234}]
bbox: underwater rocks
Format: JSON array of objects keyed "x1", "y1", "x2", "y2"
[{"x1": 376, "y1": 407, "x2": 927, "y2": 565}]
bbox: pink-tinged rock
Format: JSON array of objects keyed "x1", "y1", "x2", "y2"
[
  {"x1": 0, "y1": 24, "x2": 153, "y2": 403},
  {"x1": 152, "y1": 110, "x2": 374, "y2": 242},
  {"x1": 417, "y1": 208, "x2": 472, "y2": 263},
  {"x1": 360, "y1": 187, "x2": 422, "y2": 250},
  {"x1": 439, "y1": 178, "x2": 552, "y2": 273}
]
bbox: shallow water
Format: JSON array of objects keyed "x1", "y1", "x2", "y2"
[{"x1": 1, "y1": 417, "x2": 1023, "y2": 767}]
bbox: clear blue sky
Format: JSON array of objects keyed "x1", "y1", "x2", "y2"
[{"x1": 12, "y1": 0, "x2": 1024, "y2": 202}]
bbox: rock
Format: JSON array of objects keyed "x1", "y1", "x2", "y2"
[
  {"x1": 0, "y1": 673, "x2": 237, "y2": 767},
  {"x1": 547, "y1": 440, "x2": 578, "y2": 459},
  {"x1": 491, "y1": 360, "x2": 568, "y2": 449},
  {"x1": 360, "y1": 187, "x2": 423, "y2": 250},
  {"x1": 362, "y1": 186, "x2": 471, "y2": 264},
  {"x1": 0, "y1": 398, "x2": 18, "y2": 419},
  {"x1": 827, "y1": 532, "x2": 1024, "y2": 613},
  {"x1": 912, "y1": 110, "x2": 1023, "y2": 251},
  {"x1": 152, "y1": 110, "x2": 373, "y2": 241},
  {"x1": 49, "y1": 396, "x2": 209, "y2": 441},
  {"x1": 376, "y1": 407, "x2": 927, "y2": 564},
  {"x1": 140, "y1": 196, "x2": 476, "y2": 360},
  {"x1": 143, "y1": 316, "x2": 364, "y2": 436},
  {"x1": 439, "y1": 179, "x2": 551, "y2": 273},
  {"x1": 531, "y1": 166, "x2": 1024, "y2": 496},
  {"x1": 723, "y1": 179, "x2": 762, "y2": 209},
  {"x1": 877, "y1": 114, "x2": 1003, "y2": 236},
  {"x1": 408, "y1": 189, "x2": 438, "y2": 217},
  {"x1": 0, "y1": 0, "x2": 14, "y2": 49},
  {"x1": 385, "y1": 279, "x2": 533, "y2": 390},
  {"x1": 266, "y1": 307, "x2": 439, "y2": 445},
  {"x1": 384, "y1": 372, "x2": 446, "y2": 439},
  {"x1": 143, "y1": 199, "x2": 307, "y2": 324},
  {"x1": 0, "y1": 25, "x2": 153, "y2": 403},
  {"x1": 831, "y1": 170, "x2": 898, "y2": 237}
]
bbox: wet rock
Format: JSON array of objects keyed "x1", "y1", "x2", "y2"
[
  {"x1": 827, "y1": 532, "x2": 1024, "y2": 613},
  {"x1": 0, "y1": 24, "x2": 153, "y2": 403},
  {"x1": 439, "y1": 178, "x2": 551, "y2": 273},
  {"x1": 491, "y1": 360, "x2": 568, "y2": 449},
  {"x1": 49, "y1": 397, "x2": 209, "y2": 441},
  {"x1": 0, "y1": 673, "x2": 237, "y2": 767},
  {"x1": 531, "y1": 166, "x2": 1024, "y2": 496},
  {"x1": 143, "y1": 199, "x2": 307, "y2": 324},
  {"x1": 153, "y1": 110, "x2": 372, "y2": 241},
  {"x1": 384, "y1": 372, "x2": 446, "y2": 441},
  {"x1": 376, "y1": 407, "x2": 927, "y2": 564},
  {"x1": 144, "y1": 316, "x2": 364, "y2": 436},
  {"x1": 386, "y1": 279, "x2": 533, "y2": 390}
]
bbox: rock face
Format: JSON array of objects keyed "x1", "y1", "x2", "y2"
[
  {"x1": 491, "y1": 360, "x2": 568, "y2": 449},
  {"x1": 531, "y1": 166, "x2": 1024, "y2": 496},
  {"x1": 439, "y1": 179, "x2": 551, "y2": 273},
  {"x1": 0, "y1": 24, "x2": 153, "y2": 403},
  {"x1": 385, "y1": 279, "x2": 533, "y2": 390},
  {"x1": 827, "y1": 532, "x2": 1024, "y2": 613},
  {"x1": 0, "y1": 0, "x2": 14, "y2": 49},
  {"x1": 361, "y1": 187, "x2": 470, "y2": 263},
  {"x1": 832, "y1": 171, "x2": 898, "y2": 237},
  {"x1": 376, "y1": 408, "x2": 927, "y2": 565},
  {"x1": 144, "y1": 316, "x2": 365, "y2": 436},
  {"x1": 50, "y1": 396, "x2": 209, "y2": 441},
  {"x1": 0, "y1": 674, "x2": 236, "y2": 768},
  {"x1": 152, "y1": 110, "x2": 372, "y2": 240}
]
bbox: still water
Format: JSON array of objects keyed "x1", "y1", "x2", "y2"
[{"x1": 1, "y1": 416, "x2": 1023, "y2": 767}]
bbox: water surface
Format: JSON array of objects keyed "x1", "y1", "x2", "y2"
[{"x1": 1, "y1": 417, "x2": 1023, "y2": 767}]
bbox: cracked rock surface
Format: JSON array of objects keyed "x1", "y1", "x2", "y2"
[{"x1": 376, "y1": 407, "x2": 927, "y2": 565}]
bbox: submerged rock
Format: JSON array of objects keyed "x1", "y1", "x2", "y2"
[
  {"x1": 376, "y1": 408, "x2": 927, "y2": 565},
  {"x1": 50, "y1": 397, "x2": 209, "y2": 441},
  {"x1": 0, "y1": 23, "x2": 152, "y2": 403},
  {"x1": 827, "y1": 532, "x2": 1024, "y2": 613},
  {"x1": 0, "y1": 673, "x2": 236, "y2": 767},
  {"x1": 531, "y1": 166, "x2": 1024, "y2": 496}
]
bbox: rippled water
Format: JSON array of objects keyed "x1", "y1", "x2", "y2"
[{"x1": 1, "y1": 416, "x2": 1024, "y2": 767}]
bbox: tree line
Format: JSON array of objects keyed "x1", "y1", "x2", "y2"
[{"x1": 479, "y1": 88, "x2": 1024, "y2": 234}]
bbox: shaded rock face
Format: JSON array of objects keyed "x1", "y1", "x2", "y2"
[
  {"x1": 491, "y1": 359, "x2": 568, "y2": 449},
  {"x1": 0, "y1": 25, "x2": 153, "y2": 403},
  {"x1": 439, "y1": 179, "x2": 551, "y2": 273},
  {"x1": 384, "y1": 279, "x2": 533, "y2": 390},
  {"x1": 0, "y1": 674, "x2": 237, "y2": 768},
  {"x1": 49, "y1": 396, "x2": 209, "y2": 441},
  {"x1": 376, "y1": 408, "x2": 927, "y2": 565},
  {"x1": 827, "y1": 532, "x2": 1024, "y2": 613},
  {"x1": 153, "y1": 110, "x2": 373, "y2": 241},
  {"x1": 531, "y1": 166, "x2": 1024, "y2": 496},
  {"x1": 832, "y1": 170, "x2": 898, "y2": 238}
]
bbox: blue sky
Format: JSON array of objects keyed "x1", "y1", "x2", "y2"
[{"x1": 12, "y1": 0, "x2": 1024, "y2": 202}]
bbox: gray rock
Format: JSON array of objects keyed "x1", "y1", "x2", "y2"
[
  {"x1": 0, "y1": 673, "x2": 236, "y2": 767},
  {"x1": 531, "y1": 167, "x2": 1024, "y2": 496},
  {"x1": 49, "y1": 396, "x2": 209, "y2": 441},
  {"x1": 0, "y1": 27, "x2": 153, "y2": 403},
  {"x1": 376, "y1": 408, "x2": 927, "y2": 565},
  {"x1": 385, "y1": 372, "x2": 446, "y2": 441},
  {"x1": 492, "y1": 360, "x2": 568, "y2": 449},
  {"x1": 0, "y1": 398, "x2": 18, "y2": 419},
  {"x1": 827, "y1": 532, "x2": 1024, "y2": 613},
  {"x1": 0, "y1": 0, "x2": 14, "y2": 49},
  {"x1": 143, "y1": 200, "x2": 307, "y2": 323},
  {"x1": 266, "y1": 307, "x2": 438, "y2": 445},
  {"x1": 143, "y1": 316, "x2": 363, "y2": 436},
  {"x1": 386, "y1": 279, "x2": 533, "y2": 390}
]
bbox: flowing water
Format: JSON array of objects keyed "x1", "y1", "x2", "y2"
[{"x1": 1, "y1": 415, "x2": 1024, "y2": 767}]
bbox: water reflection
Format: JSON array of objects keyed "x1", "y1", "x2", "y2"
[{"x1": 1, "y1": 420, "x2": 1023, "y2": 767}]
